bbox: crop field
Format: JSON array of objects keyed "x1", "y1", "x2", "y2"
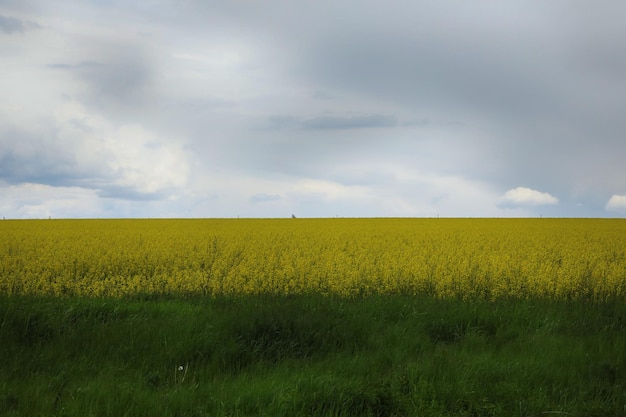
[
  {"x1": 1, "y1": 218, "x2": 626, "y2": 416},
  {"x1": 1, "y1": 218, "x2": 626, "y2": 300}
]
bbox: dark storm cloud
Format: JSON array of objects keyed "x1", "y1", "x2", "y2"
[{"x1": 0, "y1": 14, "x2": 40, "y2": 33}]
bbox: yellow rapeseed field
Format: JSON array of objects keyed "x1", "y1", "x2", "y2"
[{"x1": 1, "y1": 218, "x2": 625, "y2": 300}]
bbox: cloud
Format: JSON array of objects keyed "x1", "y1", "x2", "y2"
[
  {"x1": 47, "y1": 46, "x2": 155, "y2": 106},
  {"x1": 287, "y1": 1, "x2": 626, "y2": 200},
  {"x1": 249, "y1": 193, "x2": 282, "y2": 204},
  {"x1": 0, "y1": 15, "x2": 40, "y2": 34},
  {"x1": 301, "y1": 114, "x2": 397, "y2": 130},
  {"x1": 0, "y1": 101, "x2": 190, "y2": 200},
  {"x1": 499, "y1": 187, "x2": 558, "y2": 207},
  {"x1": 0, "y1": 127, "x2": 91, "y2": 186},
  {"x1": 0, "y1": 183, "x2": 102, "y2": 219},
  {"x1": 0, "y1": 181, "x2": 190, "y2": 219},
  {"x1": 267, "y1": 114, "x2": 398, "y2": 131},
  {"x1": 606, "y1": 195, "x2": 626, "y2": 213},
  {"x1": 1, "y1": 1, "x2": 626, "y2": 218},
  {"x1": 47, "y1": 61, "x2": 104, "y2": 70}
]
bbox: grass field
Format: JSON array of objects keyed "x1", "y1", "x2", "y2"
[
  {"x1": 1, "y1": 218, "x2": 625, "y2": 416},
  {"x1": 1, "y1": 295, "x2": 625, "y2": 416}
]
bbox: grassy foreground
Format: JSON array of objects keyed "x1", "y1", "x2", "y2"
[{"x1": 1, "y1": 295, "x2": 625, "y2": 416}]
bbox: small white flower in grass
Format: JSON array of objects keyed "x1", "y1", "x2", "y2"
[{"x1": 174, "y1": 363, "x2": 189, "y2": 384}]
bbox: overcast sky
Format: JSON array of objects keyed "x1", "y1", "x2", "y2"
[{"x1": 1, "y1": 1, "x2": 625, "y2": 218}]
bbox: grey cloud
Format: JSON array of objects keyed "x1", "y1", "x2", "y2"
[
  {"x1": 249, "y1": 193, "x2": 282, "y2": 204},
  {"x1": 266, "y1": 116, "x2": 299, "y2": 130},
  {"x1": 267, "y1": 114, "x2": 397, "y2": 131},
  {"x1": 47, "y1": 45, "x2": 155, "y2": 108},
  {"x1": 285, "y1": 2, "x2": 626, "y2": 205},
  {"x1": 0, "y1": 129, "x2": 85, "y2": 186},
  {"x1": 0, "y1": 14, "x2": 40, "y2": 34},
  {"x1": 85, "y1": 61, "x2": 151, "y2": 101},
  {"x1": 0, "y1": 151, "x2": 78, "y2": 186},
  {"x1": 96, "y1": 186, "x2": 164, "y2": 201},
  {"x1": 400, "y1": 118, "x2": 466, "y2": 128},
  {"x1": 302, "y1": 115, "x2": 397, "y2": 130},
  {"x1": 311, "y1": 90, "x2": 335, "y2": 100},
  {"x1": 47, "y1": 61, "x2": 104, "y2": 70},
  {"x1": 303, "y1": 28, "x2": 565, "y2": 125}
]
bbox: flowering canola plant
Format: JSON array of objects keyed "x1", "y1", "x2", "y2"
[{"x1": 1, "y1": 218, "x2": 625, "y2": 300}]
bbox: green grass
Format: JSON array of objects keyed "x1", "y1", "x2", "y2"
[{"x1": 1, "y1": 295, "x2": 625, "y2": 416}]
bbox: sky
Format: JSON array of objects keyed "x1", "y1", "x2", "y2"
[{"x1": 1, "y1": 1, "x2": 625, "y2": 219}]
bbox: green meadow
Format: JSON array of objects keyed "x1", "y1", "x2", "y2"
[{"x1": 1, "y1": 295, "x2": 625, "y2": 416}]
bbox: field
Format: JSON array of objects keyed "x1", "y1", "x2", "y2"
[
  {"x1": 2, "y1": 218, "x2": 626, "y2": 299},
  {"x1": 1, "y1": 218, "x2": 625, "y2": 416}
]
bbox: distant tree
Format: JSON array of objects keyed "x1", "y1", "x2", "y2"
[{"x1": 291, "y1": 214, "x2": 296, "y2": 219}]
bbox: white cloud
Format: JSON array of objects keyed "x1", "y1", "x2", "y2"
[
  {"x1": 101, "y1": 124, "x2": 189, "y2": 195},
  {"x1": 0, "y1": 183, "x2": 102, "y2": 218},
  {"x1": 499, "y1": 187, "x2": 558, "y2": 207},
  {"x1": 606, "y1": 195, "x2": 626, "y2": 212},
  {"x1": 56, "y1": 101, "x2": 189, "y2": 196},
  {"x1": 0, "y1": 181, "x2": 196, "y2": 219}
]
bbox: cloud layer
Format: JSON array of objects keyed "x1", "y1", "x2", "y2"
[{"x1": 1, "y1": 1, "x2": 625, "y2": 218}]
